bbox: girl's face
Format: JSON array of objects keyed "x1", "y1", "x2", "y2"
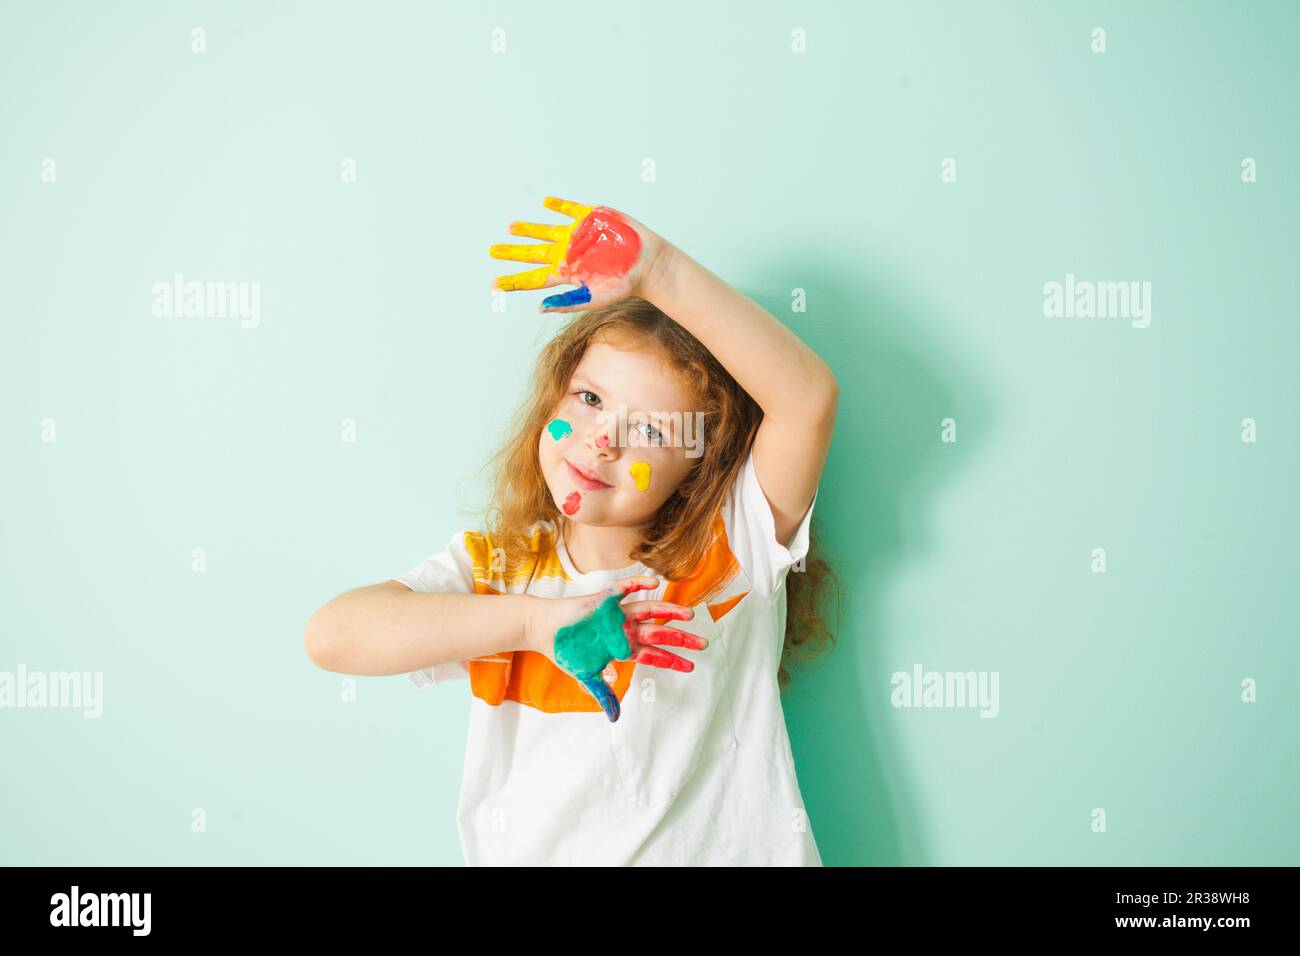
[{"x1": 539, "y1": 339, "x2": 699, "y2": 529}]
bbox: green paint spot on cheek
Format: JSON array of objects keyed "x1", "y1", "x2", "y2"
[
  {"x1": 546, "y1": 419, "x2": 572, "y2": 441},
  {"x1": 553, "y1": 593, "x2": 632, "y2": 680}
]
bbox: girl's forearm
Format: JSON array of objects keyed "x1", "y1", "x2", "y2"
[
  {"x1": 640, "y1": 241, "x2": 838, "y2": 422},
  {"x1": 305, "y1": 585, "x2": 538, "y2": 676}
]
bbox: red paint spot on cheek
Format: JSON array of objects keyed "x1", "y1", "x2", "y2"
[
  {"x1": 596, "y1": 434, "x2": 609, "y2": 448},
  {"x1": 562, "y1": 492, "x2": 581, "y2": 515},
  {"x1": 565, "y1": 208, "x2": 642, "y2": 279}
]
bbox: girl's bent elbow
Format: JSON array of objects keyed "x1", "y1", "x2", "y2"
[{"x1": 304, "y1": 608, "x2": 338, "y2": 669}]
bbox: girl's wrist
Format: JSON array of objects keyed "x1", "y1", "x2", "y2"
[
  {"x1": 636, "y1": 237, "x2": 679, "y2": 305},
  {"x1": 519, "y1": 595, "x2": 544, "y2": 654}
]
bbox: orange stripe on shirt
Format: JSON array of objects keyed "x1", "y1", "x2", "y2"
[{"x1": 467, "y1": 515, "x2": 742, "y2": 713}]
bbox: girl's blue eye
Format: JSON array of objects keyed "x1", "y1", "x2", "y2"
[
  {"x1": 639, "y1": 423, "x2": 663, "y2": 442},
  {"x1": 577, "y1": 390, "x2": 601, "y2": 408}
]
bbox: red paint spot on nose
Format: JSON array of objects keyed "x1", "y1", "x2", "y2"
[
  {"x1": 596, "y1": 434, "x2": 609, "y2": 448},
  {"x1": 562, "y1": 492, "x2": 581, "y2": 515}
]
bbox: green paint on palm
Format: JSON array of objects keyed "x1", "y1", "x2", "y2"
[{"x1": 554, "y1": 593, "x2": 631, "y2": 679}]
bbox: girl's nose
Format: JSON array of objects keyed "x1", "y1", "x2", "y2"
[{"x1": 587, "y1": 429, "x2": 617, "y2": 459}]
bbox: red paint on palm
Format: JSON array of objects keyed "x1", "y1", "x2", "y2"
[{"x1": 564, "y1": 207, "x2": 642, "y2": 282}]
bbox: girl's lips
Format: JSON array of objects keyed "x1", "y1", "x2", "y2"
[{"x1": 566, "y1": 460, "x2": 612, "y2": 491}]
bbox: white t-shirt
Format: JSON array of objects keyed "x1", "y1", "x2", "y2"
[{"x1": 390, "y1": 448, "x2": 823, "y2": 866}]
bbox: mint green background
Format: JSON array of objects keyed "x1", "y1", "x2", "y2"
[{"x1": 2, "y1": 1, "x2": 1296, "y2": 865}]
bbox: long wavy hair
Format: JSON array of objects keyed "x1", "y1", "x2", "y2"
[{"x1": 481, "y1": 296, "x2": 838, "y2": 688}]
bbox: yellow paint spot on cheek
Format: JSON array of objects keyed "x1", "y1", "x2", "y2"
[{"x1": 629, "y1": 461, "x2": 652, "y2": 492}]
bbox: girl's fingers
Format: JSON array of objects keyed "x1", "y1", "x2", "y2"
[
  {"x1": 489, "y1": 242, "x2": 561, "y2": 265},
  {"x1": 508, "y1": 221, "x2": 567, "y2": 242},
  {"x1": 494, "y1": 265, "x2": 553, "y2": 292},
  {"x1": 542, "y1": 196, "x2": 593, "y2": 220},
  {"x1": 624, "y1": 601, "x2": 694, "y2": 624},
  {"x1": 540, "y1": 283, "x2": 593, "y2": 312},
  {"x1": 578, "y1": 675, "x2": 621, "y2": 723},
  {"x1": 632, "y1": 646, "x2": 695, "y2": 673},
  {"x1": 608, "y1": 575, "x2": 662, "y2": 598},
  {"x1": 634, "y1": 624, "x2": 707, "y2": 651}
]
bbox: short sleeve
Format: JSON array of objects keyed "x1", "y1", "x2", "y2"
[
  {"x1": 387, "y1": 531, "x2": 475, "y2": 687},
  {"x1": 720, "y1": 447, "x2": 818, "y2": 597}
]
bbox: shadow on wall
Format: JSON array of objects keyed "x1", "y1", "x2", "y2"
[{"x1": 749, "y1": 254, "x2": 998, "y2": 866}]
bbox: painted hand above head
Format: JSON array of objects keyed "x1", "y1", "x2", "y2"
[
  {"x1": 489, "y1": 196, "x2": 665, "y2": 314},
  {"x1": 527, "y1": 575, "x2": 703, "y2": 722}
]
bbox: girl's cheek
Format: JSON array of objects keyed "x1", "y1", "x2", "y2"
[
  {"x1": 544, "y1": 416, "x2": 576, "y2": 442},
  {"x1": 627, "y1": 460, "x2": 653, "y2": 492},
  {"x1": 624, "y1": 448, "x2": 684, "y2": 495}
]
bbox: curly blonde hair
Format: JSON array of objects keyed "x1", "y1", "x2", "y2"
[{"x1": 481, "y1": 296, "x2": 838, "y2": 688}]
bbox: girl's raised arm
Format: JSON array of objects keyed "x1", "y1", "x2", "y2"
[
  {"x1": 489, "y1": 196, "x2": 838, "y2": 547},
  {"x1": 637, "y1": 240, "x2": 838, "y2": 546}
]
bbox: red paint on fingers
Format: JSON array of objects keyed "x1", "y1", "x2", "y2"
[
  {"x1": 634, "y1": 647, "x2": 694, "y2": 672},
  {"x1": 627, "y1": 606, "x2": 693, "y2": 623},
  {"x1": 611, "y1": 578, "x2": 658, "y2": 598},
  {"x1": 636, "y1": 626, "x2": 707, "y2": 650}
]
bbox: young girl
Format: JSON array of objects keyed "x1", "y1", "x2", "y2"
[{"x1": 306, "y1": 197, "x2": 839, "y2": 865}]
